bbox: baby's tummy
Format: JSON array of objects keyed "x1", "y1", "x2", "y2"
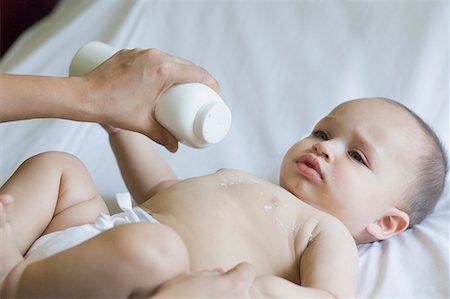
[
  {"x1": 143, "y1": 191, "x2": 300, "y2": 281},
  {"x1": 153, "y1": 206, "x2": 298, "y2": 281},
  {"x1": 155, "y1": 210, "x2": 256, "y2": 268}
]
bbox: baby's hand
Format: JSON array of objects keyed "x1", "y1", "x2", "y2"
[{"x1": 100, "y1": 123, "x2": 122, "y2": 135}]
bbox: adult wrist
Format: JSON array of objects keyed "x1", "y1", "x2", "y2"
[
  {"x1": 0, "y1": 74, "x2": 95, "y2": 122},
  {"x1": 64, "y1": 76, "x2": 99, "y2": 122}
]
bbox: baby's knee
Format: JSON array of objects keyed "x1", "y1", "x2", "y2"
[
  {"x1": 140, "y1": 223, "x2": 189, "y2": 273},
  {"x1": 22, "y1": 151, "x2": 83, "y2": 170},
  {"x1": 108, "y1": 223, "x2": 189, "y2": 278}
]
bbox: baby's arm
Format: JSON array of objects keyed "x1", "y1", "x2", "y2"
[
  {"x1": 252, "y1": 218, "x2": 358, "y2": 298},
  {"x1": 106, "y1": 128, "x2": 178, "y2": 204}
]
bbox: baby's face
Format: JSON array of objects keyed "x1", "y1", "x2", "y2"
[{"x1": 280, "y1": 99, "x2": 422, "y2": 242}]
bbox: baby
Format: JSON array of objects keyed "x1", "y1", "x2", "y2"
[{"x1": 1, "y1": 98, "x2": 447, "y2": 298}]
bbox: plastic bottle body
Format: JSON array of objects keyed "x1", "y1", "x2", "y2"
[
  {"x1": 156, "y1": 83, "x2": 231, "y2": 147},
  {"x1": 69, "y1": 41, "x2": 231, "y2": 148}
]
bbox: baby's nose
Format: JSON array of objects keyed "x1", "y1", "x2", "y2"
[{"x1": 313, "y1": 142, "x2": 332, "y2": 162}]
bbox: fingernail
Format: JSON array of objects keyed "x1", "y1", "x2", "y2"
[
  {"x1": 171, "y1": 142, "x2": 178, "y2": 153},
  {"x1": 166, "y1": 144, "x2": 176, "y2": 153}
]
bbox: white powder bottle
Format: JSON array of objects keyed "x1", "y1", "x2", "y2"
[{"x1": 69, "y1": 41, "x2": 232, "y2": 148}]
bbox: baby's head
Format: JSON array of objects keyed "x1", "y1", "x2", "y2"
[{"x1": 280, "y1": 98, "x2": 448, "y2": 244}]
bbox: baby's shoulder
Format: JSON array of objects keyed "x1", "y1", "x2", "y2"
[
  {"x1": 317, "y1": 213, "x2": 352, "y2": 237},
  {"x1": 309, "y1": 209, "x2": 352, "y2": 239},
  {"x1": 294, "y1": 211, "x2": 355, "y2": 254},
  {"x1": 288, "y1": 198, "x2": 349, "y2": 236}
]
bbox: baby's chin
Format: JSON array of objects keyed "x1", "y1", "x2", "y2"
[
  {"x1": 294, "y1": 193, "x2": 323, "y2": 210},
  {"x1": 300, "y1": 195, "x2": 340, "y2": 217}
]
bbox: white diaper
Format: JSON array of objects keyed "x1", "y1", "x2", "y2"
[{"x1": 24, "y1": 193, "x2": 159, "y2": 263}]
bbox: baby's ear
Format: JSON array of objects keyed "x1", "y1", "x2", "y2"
[{"x1": 366, "y1": 208, "x2": 410, "y2": 240}]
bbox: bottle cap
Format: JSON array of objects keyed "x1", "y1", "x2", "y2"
[{"x1": 194, "y1": 102, "x2": 232, "y2": 144}]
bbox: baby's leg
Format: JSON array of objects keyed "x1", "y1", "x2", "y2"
[
  {"x1": 4, "y1": 223, "x2": 189, "y2": 298},
  {"x1": 0, "y1": 151, "x2": 108, "y2": 255}
]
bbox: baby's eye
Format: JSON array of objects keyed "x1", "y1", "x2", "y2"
[
  {"x1": 349, "y1": 150, "x2": 367, "y2": 166},
  {"x1": 312, "y1": 130, "x2": 329, "y2": 140}
]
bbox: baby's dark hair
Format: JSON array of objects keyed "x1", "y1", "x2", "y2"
[{"x1": 379, "y1": 98, "x2": 448, "y2": 228}]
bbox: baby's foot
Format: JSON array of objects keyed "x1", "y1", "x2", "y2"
[{"x1": 0, "y1": 194, "x2": 24, "y2": 285}]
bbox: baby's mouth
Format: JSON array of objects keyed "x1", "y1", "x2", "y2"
[{"x1": 296, "y1": 155, "x2": 323, "y2": 179}]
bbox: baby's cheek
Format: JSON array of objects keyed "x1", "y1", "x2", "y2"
[{"x1": 326, "y1": 171, "x2": 361, "y2": 204}]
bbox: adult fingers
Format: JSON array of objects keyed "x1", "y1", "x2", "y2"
[
  {"x1": 167, "y1": 63, "x2": 222, "y2": 96},
  {"x1": 145, "y1": 118, "x2": 179, "y2": 153},
  {"x1": 192, "y1": 267, "x2": 226, "y2": 277},
  {"x1": 221, "y1": 262, "x2": 256, "y2": 293},
  {"x1": 0, "y1": 194, "x2": 14, "y2": 206},
  {"x1": 172, "y1": 55, "x2": 194, "y2": 66},
  {"x1": 225, "y1": 262, "x2": 255, "y2": 282},
  {"x1": 0, "y1": 194, "x2": 14, "y2": 225}
]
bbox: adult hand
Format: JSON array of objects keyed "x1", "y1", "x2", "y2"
[
  {"x1": 0, "y1": 48, "x2": 220, "y2": 152},
  {"x1": 83, "y1": 48, "x2": 221, "y2": 152},
  {"x1": 152, "y1": 263, "x2": 255, "y2": 298}
]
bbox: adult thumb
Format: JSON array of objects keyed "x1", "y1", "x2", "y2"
[{"x1": 222, "y1": 263, "x2": 256, "y2": 293}]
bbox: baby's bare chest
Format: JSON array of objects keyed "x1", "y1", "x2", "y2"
[{"x1": 142, "y1": 169, "x2": 324, "y2": 281}]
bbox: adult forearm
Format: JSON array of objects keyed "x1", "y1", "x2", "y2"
[{"x1": 0, "y1": 74, "x2": 94, "y2": 122}]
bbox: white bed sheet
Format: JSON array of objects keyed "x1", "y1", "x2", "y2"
[{"x1": 0, "y1": 0, "x2": 448, "y2": 297}]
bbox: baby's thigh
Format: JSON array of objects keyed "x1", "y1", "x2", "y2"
[
  {"x1": 9, "y1": 223, "x2": 189, "y2": 298},
  {"x1": 1, "y1": 151, "x2": 107, "y2": 254},
  {"x1": 108, "y1": 223, "x2": 190, "y2": 284},
  {"x1": 102, "y1": 223, "x2": 189, "y2": 296}
]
